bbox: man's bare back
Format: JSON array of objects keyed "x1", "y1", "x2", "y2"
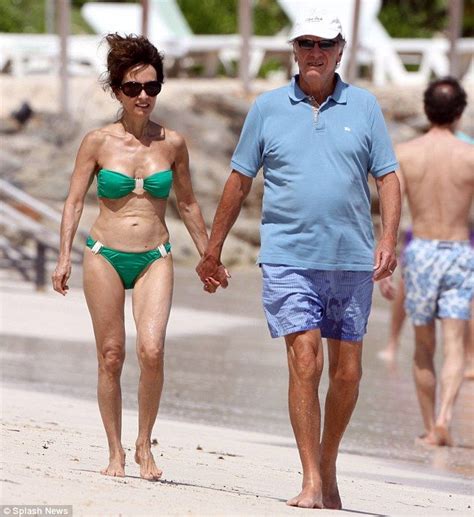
[{"x1": 397, "y1": 127, "x2": 474, "y2": 241}]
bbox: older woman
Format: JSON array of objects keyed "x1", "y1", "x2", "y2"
[{"x1": 52, "y1": 34, "x2": 223, "y2": 480}]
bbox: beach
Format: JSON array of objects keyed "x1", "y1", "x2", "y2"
[
  {"x1": 1, "y1": 70, "x2": 473, "y2": 515},
  {"x1": 1, "y1": 268, "x2": 473, "y2": 516}
]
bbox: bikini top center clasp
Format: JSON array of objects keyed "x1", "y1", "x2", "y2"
[{"x1": 134, "y1": 177, "x2": 144, "y2": 192}]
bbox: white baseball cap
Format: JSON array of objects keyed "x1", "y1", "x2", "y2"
[{"x1": 289, "y1": 10, "x2": 344, "y2": 41}]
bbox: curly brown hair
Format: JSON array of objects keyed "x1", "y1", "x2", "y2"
[{"x1": 102, "y1": 33, "x2": 164, "y2": 92}]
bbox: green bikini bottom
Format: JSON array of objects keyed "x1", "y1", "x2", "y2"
[{"x1": 86, "y1": 236, "x2": 171, "y2": 289}]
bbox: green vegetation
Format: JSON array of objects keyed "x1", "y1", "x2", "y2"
[
  {"x1": 380, "y1": 0, "x2": 447, "y2": 38},
  {"x1": 177, "y1": 0, "x2": 288, "y2": 35},
  {"x1": 0, "y1": 0, "x2": 471, "y2": 38},
  {"x1": 0, "y1": 0, "x2": 94, "y2": 33},
  {"x1": 380, "y1": 0, "x2": 473, "y2": 38}
]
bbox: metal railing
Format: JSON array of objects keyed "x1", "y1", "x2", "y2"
[{"x1": 0, "y1": 179, "x2": 87, "y2": 290}]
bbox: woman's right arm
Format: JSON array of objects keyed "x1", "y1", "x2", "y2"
[{"x1": 52, "y1": 131, "x2": 101, "y2": 295}]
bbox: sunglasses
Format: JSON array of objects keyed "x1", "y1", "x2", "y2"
[
  {"x1": 119, "y1": 81, "x2": 162, "y2": 97},
  {"x1": 296, "y1": 39, "x2": 338, "y2": 50}
]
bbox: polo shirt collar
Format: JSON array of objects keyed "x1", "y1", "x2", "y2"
[{"x1": 288, "y1": 74, "x2": 348, "y2": 105}]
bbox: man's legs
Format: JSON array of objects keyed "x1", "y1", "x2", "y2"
[
  {"x1": 378, "y1": 276, "x2": 406, "y2": 362},
  {"x1": 435, "y1": 318, "x2": 467, "y2": 445},
  {"x1": 413, "y1": 322, "x2": 437, "y2": 445},
  {"x1": 285, "y1": 329, "x2": 324, "y2": 509},
  {"x1": 320, "y1": 338, "x2": 363, "y2": 510},
  {"x1": 464, "y1": 300, "x2": 474, "y2": 380}
]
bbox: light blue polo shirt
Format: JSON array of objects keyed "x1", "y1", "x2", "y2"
[{"x1": 231, "y1": 74, "x2": 398, "y2": 271}]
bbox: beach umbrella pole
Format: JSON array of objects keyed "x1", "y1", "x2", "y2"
[
  {"x1": 448, "y1": 0, "x2": 464, "y2": 78},
  {"x1": 238, "y1": 0, "x2": 252, "y2": 95},
  {"x1": 58, "y1": 0, "x2": 70, "y2": 116},
  {"x1": 141, "y1": 0, "x2": 149, "y2": 38},
  {"x1": 346, "y1": 0, "x2": 361, "y2": 83}
]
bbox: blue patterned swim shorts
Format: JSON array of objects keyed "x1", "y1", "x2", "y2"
[
  {"x1": 403, "y1": 239, "x2": 474, "y2": 325},
  {"x1": 261, "y1": 264, "x2": 374, "y2": 340}
]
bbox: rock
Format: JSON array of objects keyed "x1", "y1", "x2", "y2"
[
  {"x1": 11, "y1": 102, "x2": 33, "y2": 125},
  {"x1": 0, "y1": 117, "x2": 21, "y2": 134},
  {"x1": 0, "y1": 149, "x2": 22, "y2": 176}
]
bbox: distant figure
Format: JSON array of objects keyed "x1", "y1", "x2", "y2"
[
  {"x1": 379, "y1": 137, "x2": 474, "y2": 371},
  {"x1": 52, "y1": 34, "x2": 224, "y2": 480},
  {"x1": 377, "y1": 230, "x2": 411, "y2": 362},
  {"x1": 389, "y1": 77, "x2": 474, "y2": 446},
  {"x1": 197, "y1": 9, "x2": 400, "y2": 510}
]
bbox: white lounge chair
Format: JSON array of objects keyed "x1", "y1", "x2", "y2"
[
  {"x1": 81, "y1": 0, "x2": 246, "y2": 76},
  {"x1": 0, "y1": 33, "x2": 104, "y2": 76},
  {"x1": 276, "y1": 0, "x2": 473, "y2": 86}
]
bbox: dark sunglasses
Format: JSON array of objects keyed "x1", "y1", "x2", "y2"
[
  {"x1": 120, "y1": 81, "x2": 162, "y2": 97},
  {"x1": 296, "y1": 39, "x2": 338, "y2": 50}
]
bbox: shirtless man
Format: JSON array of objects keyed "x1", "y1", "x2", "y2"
[{"x1": 395, "y1": 77, "x2": 474, "y2": 446}]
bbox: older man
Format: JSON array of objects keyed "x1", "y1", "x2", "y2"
[
  {"x1": 197, "y1": 11, "x2": 400, "y2": 509},
  {"x1": 391, "y1": 78, "x2": 474, "y2": 446}
]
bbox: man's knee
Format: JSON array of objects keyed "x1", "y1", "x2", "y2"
[
  {"x1": 414, "y1": 325, "x2": 436, "y2": 358},
  {"x1": 330, "y1": 364, "x2": 362, "y2": 386},
  {"x1": 287, "y1": 336, "x2": 322, "y2": 382}
]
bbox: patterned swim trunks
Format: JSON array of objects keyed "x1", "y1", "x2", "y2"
[{"x1": 403, "y1": 239, "x2": 474, "y2": 325}]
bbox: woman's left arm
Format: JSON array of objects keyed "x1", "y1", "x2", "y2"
[{"x1": 171, "y1": 132, "x2": 209, "y2": 257}]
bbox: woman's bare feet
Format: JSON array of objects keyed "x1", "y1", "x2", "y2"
[
  {"x1": 101, "y1": 450, "x2": 125, "y2": 477},
  {"x1": 286, "y1": 483, "x2": 323, "y2": 509},
  {"x1": 135, "y1": 444, "x2": 162, "y2": 481}
]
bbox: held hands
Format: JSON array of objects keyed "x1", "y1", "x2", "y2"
[
  {"x1": 52, "y1": 259, "x2": 71, "y2": 296},
  {"x1": 196, "y1": 253, "x2": 230, "y2": 294},
  {"x1": 373, "y1": 238, "x2": 397, "y2": 282}
]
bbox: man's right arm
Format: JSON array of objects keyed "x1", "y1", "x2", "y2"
[{"x1": 196, "y1": 170, "x2": 253, "y2": 284}]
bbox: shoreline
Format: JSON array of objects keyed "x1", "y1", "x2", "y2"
[{"x1": 1, "y1": 384, "x2": 472, "y2": 516}]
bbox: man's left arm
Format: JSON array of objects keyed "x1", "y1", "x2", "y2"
[{"x1": 373, "y1": 172, "x2": 401, "y2": 281}]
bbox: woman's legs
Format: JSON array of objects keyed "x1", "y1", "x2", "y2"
[
  {"x1": 83, "y1": 249, "x2": 126, "y2": 476},
  {"x1": 132, "y1": 254, "x2": 173, "y2": 480}
]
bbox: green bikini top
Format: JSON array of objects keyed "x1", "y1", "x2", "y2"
[{"x1": 97, "y1": 168, "x2": 173, "y2": 199}]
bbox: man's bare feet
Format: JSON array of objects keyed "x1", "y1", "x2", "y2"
[
  {"x1": 320, "y1": 464, "x2": 342, "y2": 510},
  {"x1": 101, "y1": 451, "x2": 125, "y2": 477},
  {"x1": 416, "y1": 427, "x2": 453, "y2": 447},
  {"x1": 135, "y1": 445, "x2": 162, "y2": 481},
  {"x1": 464, "y1": 361, "x2": 474, "y2": 380},
  {"x1": 434, "y1": 425, "x2": 453, "y2": 447},
  {"x1": 415, "y1": 432, "x2": 437, "y2": 446},
  {"x1": 377, "y1": 347, "x2": 397, "y2": 362},
  {"x1": 286, "y1": 484, "x2": 323, "y2": 509}
]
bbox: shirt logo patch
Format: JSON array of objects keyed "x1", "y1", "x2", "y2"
[{"x1": 344, "y1": 126, "x2": 351, "y2": 132}]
